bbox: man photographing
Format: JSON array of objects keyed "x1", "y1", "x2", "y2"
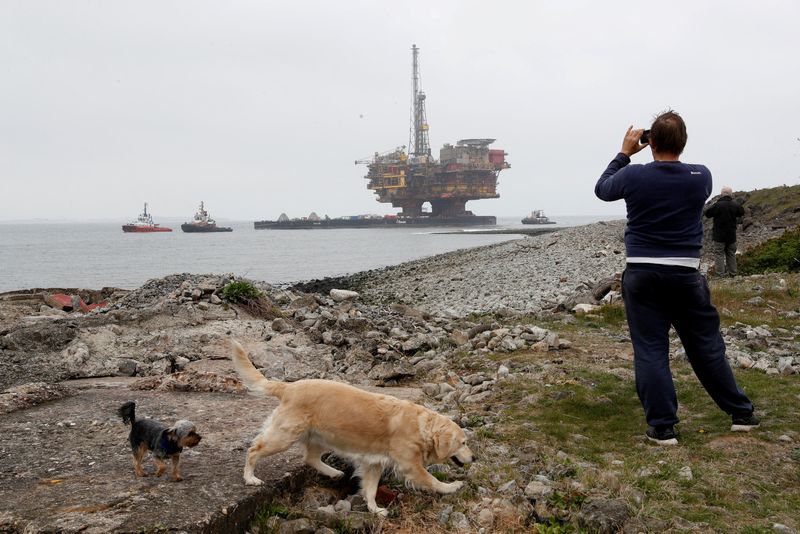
[{"x1": 594, "y1": 110, "x2": 758, "y2": 445}]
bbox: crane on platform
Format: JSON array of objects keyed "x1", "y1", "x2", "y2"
[{"x1": 354, "y1": 146, "x2": 407, "y2": 165}]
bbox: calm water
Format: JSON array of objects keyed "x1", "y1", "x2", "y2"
[{"x1": 0, "y1": 215, "x2": 609, "y2": 292}]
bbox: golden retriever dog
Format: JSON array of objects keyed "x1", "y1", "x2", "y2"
[{"x1": 230, "y1": 340, "x2": 473, "y2": 515}]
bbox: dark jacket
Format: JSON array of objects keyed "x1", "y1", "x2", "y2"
[
  {"x1": 595, "y1": 153, "x2": 712, "y2": 259},
  {"x1": 704, "y1": 195, "x2": 744, "y2": 243}
]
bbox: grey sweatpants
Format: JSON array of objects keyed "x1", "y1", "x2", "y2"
[{"x1": 713, "y1": 240, "x2": 738, "y2": 276}]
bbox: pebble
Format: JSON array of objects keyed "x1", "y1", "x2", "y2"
[
  {"x1": 476, "y1": 508, "x2": 494, "y2": 528},
  {"x1": 438, "y1": 504, "x2": 453, "y2": 525},
  {"x1": 524, "y1": 480, "x2": 553, "y2": 499},
  {"x1": 333, "y1": 499, "x2": 351, "y2": 513},
  {"x1": 678, "y1": 466, "x2": 693, "y2": 481},
  {"x1": 497, "y1": 480, "x2": 516, "y2": 493},
  {"x1": 450, "y1": 511, "x2": 471, "y2": 531}
]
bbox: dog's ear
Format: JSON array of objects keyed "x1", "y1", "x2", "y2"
[
  {"x1": 165, "y1": 428, "x2": 179, "y2": 442},
  {"x1": 432, "y1": 427, "x2": 457, "y2": 459}
]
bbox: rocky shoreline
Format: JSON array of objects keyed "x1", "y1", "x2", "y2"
[
  {"x1": 295, "y1": 220, "x2": 628, "y2": 316},
  {"x1": 1, "y1": 221, "x2": 798, "y2": 533}
]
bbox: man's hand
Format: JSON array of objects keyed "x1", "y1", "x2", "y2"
[{"x1": 621, "y1": 126, "x2": 648, "y2": 157}]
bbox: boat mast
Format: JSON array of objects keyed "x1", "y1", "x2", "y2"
[{"x1": 409, "y1": 44, "x2": 431, "y2": 158}]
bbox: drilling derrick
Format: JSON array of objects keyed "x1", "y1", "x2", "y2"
[
  {"x1": 360, "y1": 44, "x2": 510, "y2": 219},
  {"x1": 409, "y1": 44, "x2": 431, "y2": 158}
]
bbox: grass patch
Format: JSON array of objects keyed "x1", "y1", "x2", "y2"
[
  {"x1": 738, "y1": 226, "x2": 800, "y2": 274},
  {"x1": 500, "y1": 367, "x2": 642, "y2": 461},
  {"x1": 569, "y1": 303, "x2": 628, "y2": 331},
  {"x1": 221, "y1": 279, "x2": 262, "y2": 303},
  {"x1": 488, "y1": 354, "x2": 800, "y2": 532},
  {"x1": 251, "y1": 502, "x2": 292, "y2": 533},
  {"x1": 595, "y1": 304, "x2": 626, "y2": 326},
  {"x1": 740, "y1": 184, "x2": 800, "y2": 222}
]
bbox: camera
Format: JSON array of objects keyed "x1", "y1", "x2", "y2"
[{"x1": 640, "y1": 129, "x2": 650, "y2": 145}]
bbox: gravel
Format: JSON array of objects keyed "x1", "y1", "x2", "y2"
[{"x1": 302, "y1": 221, "x2": 628, "y2": 316}]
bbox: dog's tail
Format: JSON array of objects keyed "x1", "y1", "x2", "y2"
[
  {"x1": 118, "y1": 401, "x2": 136, "y2": 425},
  {"x1": 230, "y1": 339, "x2": 287, "y2": 399}
]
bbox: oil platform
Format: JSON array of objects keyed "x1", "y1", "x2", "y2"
[
  {"x1": 358, "y1": 44, "x2": 509, "y2": 222},
  {"x1": 254, "y1": 45, "x2": 508, "y2": 230}
]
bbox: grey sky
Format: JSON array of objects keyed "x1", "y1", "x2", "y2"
[{"x1": 2, "y1": 0, "x2": 799, "y2": 222}]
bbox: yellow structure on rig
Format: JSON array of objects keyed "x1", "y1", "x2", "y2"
[{"x1": 356, "y1": 45, "x2": 510, "y2": 219}]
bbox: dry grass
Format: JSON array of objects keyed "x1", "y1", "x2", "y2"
[
  {"x1": 238, "y1": 295, "x2": 284, "y2": 320},
  {"x1": 709, "y1": 272, "x2": 800, "y2": 330}
]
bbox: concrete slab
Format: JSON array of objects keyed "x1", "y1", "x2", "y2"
[
  {"x1": 0, "y1": 388, "x2": 307, "y2": 533},
  {"x1": 0, "y1": 380, "x2": 424, "y2": 533}
]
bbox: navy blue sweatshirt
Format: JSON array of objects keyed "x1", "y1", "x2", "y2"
[{"x1": 595, "y1": 153, "x2": 712, "y2": 259}]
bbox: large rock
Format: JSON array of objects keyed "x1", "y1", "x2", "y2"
[
  {"x1": 61, "y1": 342, "x2": 121, "y2": 379},
  {"x1": 368, "y1": 361, "x2": 415, "y2": 384},
  {"x1": 1, "y1": 321, "x2": 79, "y2": 353},
  {"x1": 576, "y1": 498, "x2": 631, "y2": 534},
  {"x1": 329, "y1": 289, "x2": 359, "y2": 302},
  {"x1": 271, "y1": 317, "x2": 293, "y2": 333},
  {"x1": 573, "y1": 303, "x2": 600, "y2": 315},
  {"x1": 0, "y1": 382, "x2": 74, "y2": 415},
  {"x1": 401, "y1": 334, "x2": 437, "y2": 353}
]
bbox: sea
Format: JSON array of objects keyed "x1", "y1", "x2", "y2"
[{"x1": 0, "y1": 215, "x2": 612, "y2": 293}]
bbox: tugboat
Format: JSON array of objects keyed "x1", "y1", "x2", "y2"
[
  {"x1": 521, "y1": 209, "x2": 556, "y2": 225},
  {"x1": 181, "y1": 201, "x2": 233, "y2": 233},
  {"x1": 122, "y1": 203, "x2": 172, "y2": 232}
]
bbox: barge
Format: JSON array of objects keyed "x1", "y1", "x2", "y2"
[{"x1": 254, "y1": 213, "x2": 496, "y2": 230}]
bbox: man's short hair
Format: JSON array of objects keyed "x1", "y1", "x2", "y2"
[{"x1": 650, "y1": 110, "x2": 687, "y2": 155}]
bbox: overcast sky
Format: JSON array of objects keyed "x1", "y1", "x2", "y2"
[{"x1": 2, "y1": 0, "x2": 799, "y2": 222}]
